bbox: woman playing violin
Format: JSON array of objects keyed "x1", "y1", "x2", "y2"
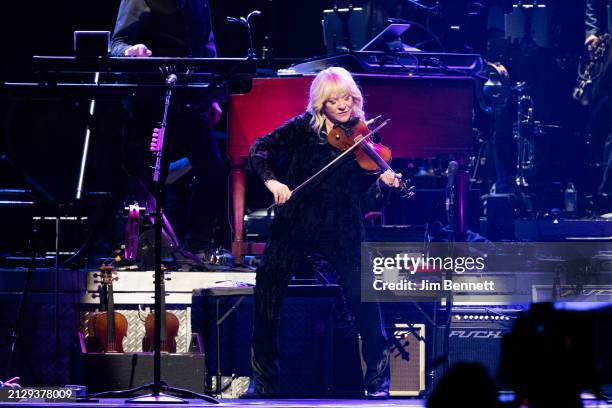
[{"x1": 245, "y1": 67, "x2": 402, "y2": 399}]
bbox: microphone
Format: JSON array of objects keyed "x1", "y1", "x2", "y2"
[{"x1": 165, "y1": 74, "x2": 177, "y2": 86}]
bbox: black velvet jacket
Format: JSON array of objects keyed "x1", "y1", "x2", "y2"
[
  {"x1": 249, "y1": 113, "x2": 391, "y2": 263},
  {"x1": 111, "y1": 0, "x2": 216, "y2": 57}
]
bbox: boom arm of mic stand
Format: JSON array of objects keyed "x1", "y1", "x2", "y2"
[{"x1": 404, "y1": 0, "x2": 441, "y2": 15}]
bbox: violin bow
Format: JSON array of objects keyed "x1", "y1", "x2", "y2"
[{"x1": 290, "y1": 118, "x2": 391, "y2": 196}]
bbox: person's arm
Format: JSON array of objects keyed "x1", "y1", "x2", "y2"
[
  {"x1": 111, "y1": 0, "x2": 152, "y2": 57},
  {"x1": 249, "y1": 116, "x2": 309, "y2": 204}
]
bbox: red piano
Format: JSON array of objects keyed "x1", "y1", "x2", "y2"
[{"x1": 228, "y1": 73, "x2": 475, "y2": 259}]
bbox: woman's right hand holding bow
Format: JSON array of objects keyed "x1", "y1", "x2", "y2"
[{"x1": 265, "y1": 179, "x2": 292, "y2": 205}]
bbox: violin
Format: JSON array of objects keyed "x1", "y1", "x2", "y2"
[
  {"x1": 88, "y1": 265, "x2": 128, "y2": 353},
  {"x1": 291, "y1": 116, "x2": 415, "y2": 198},
  {"x1": 328, "y1": 117, "x2": 391, "y2": 172},
  {"x1": 142, "y1": 267, "x2": 179, "y2": 353}
]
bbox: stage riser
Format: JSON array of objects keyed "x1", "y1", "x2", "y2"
[{"x1": 71, "y1": 353, "x2": 206, "y2": 393}]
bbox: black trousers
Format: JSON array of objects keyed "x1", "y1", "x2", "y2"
[{"x1": 250, "y1": 228, "x2": 390, "y2": 395}]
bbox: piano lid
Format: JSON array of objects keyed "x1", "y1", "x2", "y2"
[{"x1": 288, "y1": 51, "x2": 484, "y2": 77}]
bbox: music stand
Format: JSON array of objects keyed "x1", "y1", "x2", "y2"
[
  {"x1": 504, "y1": 3, "x2": 548, "y2": 47},
  {"x1": 322, "y1": 7, "x2": 368, "y2": 53},
  {"x1": 360, "y1": 23, "x2": 420, "y2": 52}
]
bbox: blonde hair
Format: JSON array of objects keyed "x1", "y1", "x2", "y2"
[{"x1": 306, "y1": 67, "x2": 364, "y2": 135}]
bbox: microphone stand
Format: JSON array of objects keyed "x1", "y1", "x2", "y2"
[
  {"x1": 84, "y1": 73, "x2": 218, "y2": 405},
  {"x1": 442, "y1": 162, "x2": 457, "y2": 374},
  {"x1": 445, "y1": 162, "x2": 458, "y2": 229},
  {"x1": 227, "y1": 10, "x2": 261, "y2": 59},
  {"x1": 428, "y1": 161, "x2": 458, "y2": 391}
]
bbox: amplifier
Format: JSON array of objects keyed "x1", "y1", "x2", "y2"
[
  {"x1": 435, "y1": 307, "x2": 522, "y2": 379},
  {"x1": 366, "y1": 303, "x2": 522, "y2": 389},
  {"x1": 383, "y1": 323, "x2": 426, "y2": 396},
  {"x1": 333, "y1": 323, "x2": 426, "y2": 397}
]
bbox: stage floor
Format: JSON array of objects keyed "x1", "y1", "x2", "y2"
[
  {"x1": 0, "y1": 398, "x2": 425, "y2": 408},
  {"x1": 0, "y1": 398, "x2": 610, "y2": 408}
]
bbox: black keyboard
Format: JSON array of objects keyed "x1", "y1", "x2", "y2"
[
  {"x1": 289, "y1": 51, "x2": 483, "y2": 76},
  {"x1": 32, "y1": 56, "x2": 256, "y2": 76}
]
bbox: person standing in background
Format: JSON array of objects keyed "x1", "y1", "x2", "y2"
[{"x1": 111, "y1": 0, "x2": 225, "y2": 260}]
